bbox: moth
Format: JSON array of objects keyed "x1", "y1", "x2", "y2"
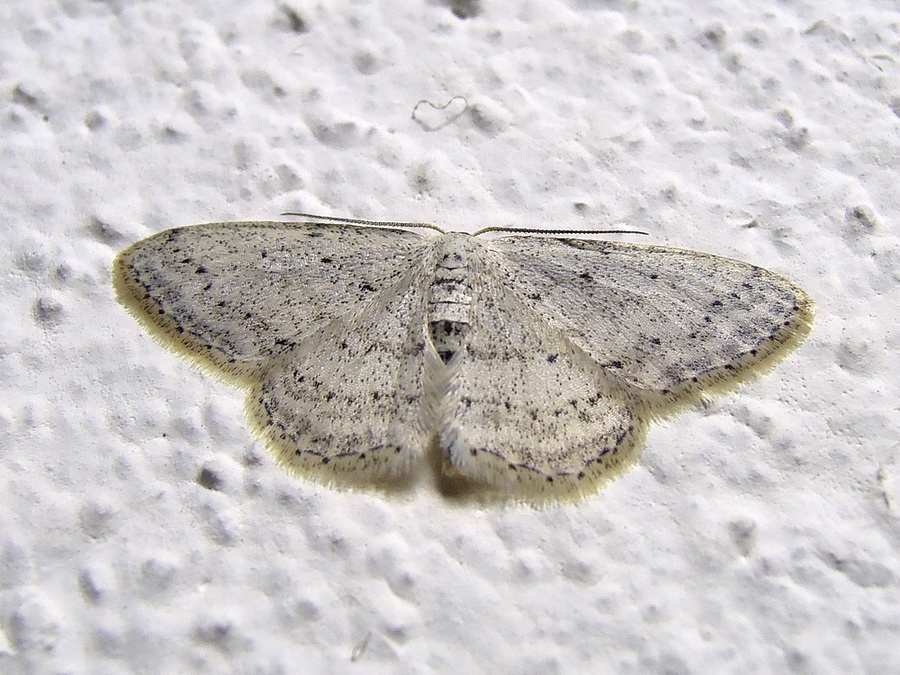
[{"x1": 114, "y1": 215, "x2": 813, "y2": 501}]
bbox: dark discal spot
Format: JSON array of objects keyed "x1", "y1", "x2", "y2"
[
  {"x1": 461, "y1": 396, "x2": 473, "y2": 408},
  {"x1": 202, "y1": 282, "x2": 212, "y2": 291},
  {"x1": 261, "y1": 251, "x2": 268, "y2": 258},
  {"x1": 322, "y1": 457, "x2": 330, "y2": 464},
  {"x1": 704, "y1": 316, "x2": 712, "y2": 323},
  {"x1": 648, "y1": 273, "x2": 659, "y2": 279},
  {"x1": 546, "y1": 354, "x2": 558, "y2": 363},
  {"x1": 359, "y1": 453, "x2": 366, "y2": 460},
  {"x1": 546, "y1": 476, "x2": 554, "y2": 483},
  {"x1": 508, "y1": 463, "x2": 517, "y2": 470},
  {"x1": 320, "y1": 256, "x2": 332, "y2": 264},
  {"x1": 527, "y1": 292, "x2": 542, "y2": 301},
  {"x1": 711, "y1": 300, "x2": 723, "y2": 307},
  {"x1": 650, "y1": 337, "x2": 661, "y2": 345},
  {"x1": 470, "y1": 448, "x2": 478, "y2": 456},
  {"x1": 372, "y1": 391, "x2": 381, "y2": 400},
  {"x1": 340, "y1": 341, "x2": 348, "y2": 349},
  {"x1": 179, "y1": 258, "x2": 193, "y2": 264},
  {"x1": 578, "y1": 272, "x2": 593, "y2": 282},
  {"x1": 325, "y1": 392, "x2": 336, "y2": 401},
  {"x1": 361, "y1": 282, "x2": 375, "y2": 292}
]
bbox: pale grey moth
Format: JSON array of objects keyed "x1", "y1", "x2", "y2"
[{"x1": 113, "y1": 216, "x2": 813, "y2": 502}]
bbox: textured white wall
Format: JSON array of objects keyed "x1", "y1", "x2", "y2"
[{"x1": 1, "y1": 0, "x2": 898, "y2": 672}]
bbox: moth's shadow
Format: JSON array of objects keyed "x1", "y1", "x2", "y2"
[
  {"x1": 360, "y1": 437, "x2": 510, "y2": 507},
  {"x1": 424, "y1": 437, "x2": 512, "y2": 507}
]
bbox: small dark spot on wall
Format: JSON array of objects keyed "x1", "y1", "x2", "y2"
[
  {"x1": 700, "y1": 22, "x2": 727, "y2": 50},
  {"x1": 197, "y1": 467, "x2": 223, "y2": 491},
  {"x1": 88, "y1": 217, "x2": 125, "y2": 245},
  {"x1": 845, "y1": 205, "x2": 878, "y2": 233},
  {"x1": 440, "y1": 0, "x2": 482, "y2": 19},
  {"x1": 279, "y1": 5, "x2": 308, "y2": 33},
  {"x1": 12, "y1": 83, "x2": 40, "y2": 108},
  {"x1": 33, "y1": 296, "x2": 65, "y2": 328}
]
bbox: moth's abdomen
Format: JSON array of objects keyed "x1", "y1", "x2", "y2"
[{"x1": 427, "y1": 236, "x2": 475, "y2": 364}]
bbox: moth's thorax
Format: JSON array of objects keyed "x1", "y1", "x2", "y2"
[{"x1": 427, "y1": 234, "x2": 479, "y2": 363}]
